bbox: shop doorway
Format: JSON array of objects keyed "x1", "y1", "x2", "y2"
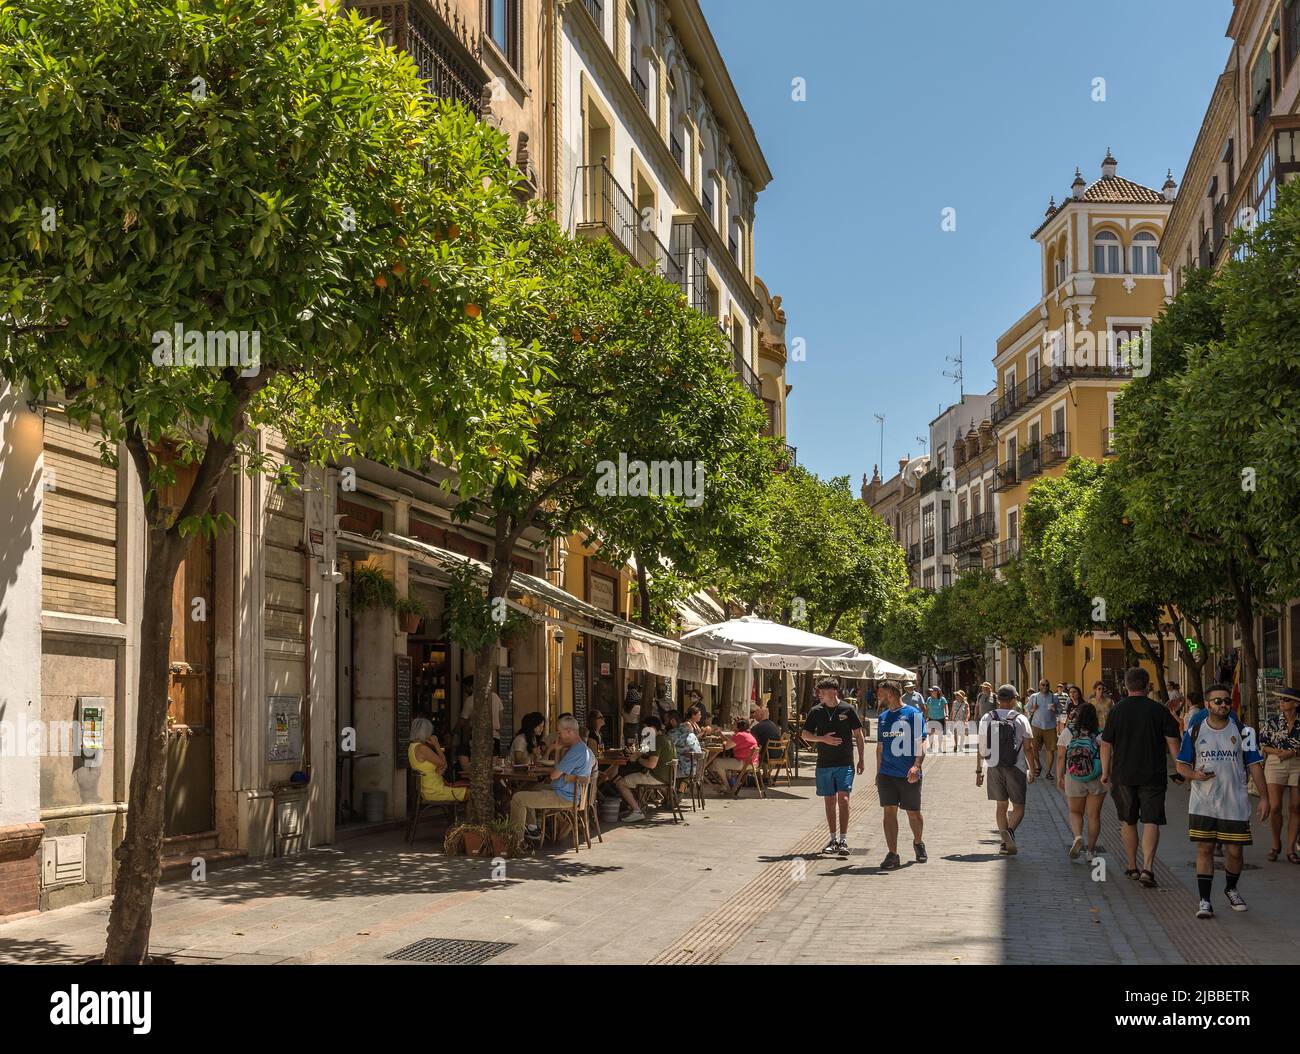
[
  {"x1": 589, "y1": 635, "x2": 620, "y2": 744},
  {"x1": 162, "y1": 461, "x2": 216, "y2": 838}
]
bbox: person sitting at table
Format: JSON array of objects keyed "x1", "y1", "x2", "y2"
[
  {"x1": 682, "y1": 704, "x2": 704, "y2": 735},
  {"x1": 542, "y1": 712, "x2": 577, "y2": 762},
  {"x1": 509, "y1": 712, "x2": 546, "y2": 765},
  {"x1": 666, "y1": 710, "x2": 703, "y2": 787},
  {"x1": 584, "y1": 709, "x2": 607, "y2": 755},
  {"x1": 408, "y1": 718, "x2": 468, "y2": 804},
  {"x1": 711, "y1": 718, "x2": 760, "y2": 790},
  {"x1": 751, "y1": 706, "x2": 782, "y2": 755},
  {"x1": 611, "y1": 715, "x2": 676, "y2": 822},
  {"x1": 509, "y1": 716, "x2": 595, "y2": 840}
]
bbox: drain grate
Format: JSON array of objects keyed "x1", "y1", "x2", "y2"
[{"x1": 385, "y1": 938, "x2": 515, "y2": 965}]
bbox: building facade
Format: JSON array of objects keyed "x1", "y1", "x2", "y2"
[{"x1": 989, "y1": 150, "x2": 1176, "y2": 693}]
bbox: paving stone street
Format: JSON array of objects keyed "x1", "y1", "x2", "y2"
[{"x1": 4, "y1": 727, "x2": 1298, "y2": 966}]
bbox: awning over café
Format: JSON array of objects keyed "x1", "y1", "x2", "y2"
[{"x1": 338, "y1": 530, "x2": 718, "y2": 684}]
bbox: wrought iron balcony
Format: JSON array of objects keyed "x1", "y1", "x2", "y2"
[
  {"x1": 918, "y1": 466, "x2": 942, "y2": 495},
  {"x1": 991, "y1": 362, "x2": 1132, "y2": 426},
  {"x1": 906, "y1": 543, "x2": 921, "y2": 567},
  {"x1": 922, "y1": 536, "x2": 935, "y2": 559},
  {"x1": 733, "y1": 347, "x2": 761, "y2": 400},
  {"x1": 993, "y1": 538, "x2": 1021, "y2": 567},
  {"x1": 671, "y1": 218, "x2": 708, "y2": 313},
  {"x1": 993, "y1": 461, "x2": 1019, "y2": 492},
  {"x1": 671, "y1": 133, "x2": 684, "y2": 170},
  {"x1": 1017, "y1": 442, "x2": 1041, "y2": 482},
  {"x1": 783, "y1": 442, "x2": 796, "y2": 467},
  {"x1": 583, "y1": 0, "x2": 604, "y2": 30},
  {"x1": 956, "y1": 549, "x2": 986, "y2": 573},
  {"x1": 576, "y1": 161, "x2": 681, "y2": 284},
  {"x1": 946, "y1": 511, "x2": 994, "y2": 552},
  {"x1": 630, "y1": 64, "x2": 648, "y2": 110},
  {"x1": 348, "y1": 0, "x2": 485, "y2": 116},
  {"x1": 701, "y1": 186, "x2": 713, "y2": 222},
  {"x1": 1041, "y1": 430, "x2": 1070, "y2": 468}
]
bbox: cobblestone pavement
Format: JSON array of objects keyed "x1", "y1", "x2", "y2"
[{"x1": 3, "y1": 726, "x2": 1299, "y2": 965}]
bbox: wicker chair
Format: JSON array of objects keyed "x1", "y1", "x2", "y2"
[
  {"x1": 536, "y1": 773, "x2": 595, "y2": 853},
  {"x1": 683, "y1": 751, "x2": 708, "y2": 811},
  {"x1": 634, "y1": 758, "x2": 685, "y2": 823}
]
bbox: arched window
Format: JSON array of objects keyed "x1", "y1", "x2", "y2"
[
  {"x1": 1130, "y1": 231, "x2": 1159, "y2": 275},
  {"x1": 1093, "y1": 230, "x2": 1120, "y2": 274}
]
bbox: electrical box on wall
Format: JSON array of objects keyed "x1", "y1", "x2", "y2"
[{"x1": 42, "y1": 834, "x2": 86, "y2": 888}]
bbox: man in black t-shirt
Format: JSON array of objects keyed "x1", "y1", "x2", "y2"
[
  {"x1": 750, "y1": 705, "x2": 782, "y2": 755},
  {"x1": 800, "y1": 677, "x2": 866, "y2": 857},
  {"x1": 1100, "y1": 666, "x2": 1182, "y2": 887}
]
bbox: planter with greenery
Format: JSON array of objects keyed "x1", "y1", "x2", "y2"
[
  {"x1": 487, "y1": 817, "x2": 525, "y2": 858},
  {"x1": 395, "y1": 594, "x2": 429, "y2": 635},
  {"x1": 443, "y1": 822, "x2": 491, "y2": 857}
]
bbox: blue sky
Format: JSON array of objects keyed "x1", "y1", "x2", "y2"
[{"x1": 701, "y1": 0, "x2": 1232, "y2": 486}]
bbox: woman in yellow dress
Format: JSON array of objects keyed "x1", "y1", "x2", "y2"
[{"x1": 408, "y1": 718, "x2": 468, "y2": 803}]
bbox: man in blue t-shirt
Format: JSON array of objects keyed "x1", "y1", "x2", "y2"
[
  {"x1": 876, "y1": 679, "x2": 927, "y2": 870},
  {"x1": 509, "y1": 715, "x2": 594, "y2": 838}
]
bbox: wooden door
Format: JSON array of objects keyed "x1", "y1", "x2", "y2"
[{"x1": 161, "y1": 460, "x2": 216, "y2": 837}]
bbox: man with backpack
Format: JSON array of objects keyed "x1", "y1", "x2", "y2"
[
  {"x1": 1057, "y1": 702, "x2": 1107, "y2": 860},
  {"x1": 976, "y1": 684, "x2": 1038, "y2": 855}
]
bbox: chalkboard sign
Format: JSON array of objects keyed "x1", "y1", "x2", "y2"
[
  {"x1": 497, "y1": 667, "x2": 514, "y2": 756},
  {"x1": 571, "y1": 651, "x2": 587, "y2": 727},
  {"x1": 394, "y1": 654, "x2": 413, "y2": 769}
]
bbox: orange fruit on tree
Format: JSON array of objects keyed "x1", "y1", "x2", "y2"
[
  {"x1": 374, "y1": 273, "x2": 387, "y2": 289},
  {"x1": 464, "y1": 303, "x2": 481, "y2": 319}
]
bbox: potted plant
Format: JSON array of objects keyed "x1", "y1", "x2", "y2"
[
  {"x1": 395, "y1": 593, "x2": 428, "y2": 635},
  {"x1": 486, "y1": 817, "x2": 525, "y2": 858},
  {"x1": 443, "y1": 822, "x2": 490, "y2": 857},
  {"x1": 350, "y1": 564, "x2": 397, "y2": 613}
]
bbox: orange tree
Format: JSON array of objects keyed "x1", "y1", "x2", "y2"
[{"x1": 0, "y1": 0, "x2": 530, "y2": 962}]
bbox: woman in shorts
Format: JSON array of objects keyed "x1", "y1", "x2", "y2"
[
  {"x1": 1056, "y1": 702, "x2": 1106, "y2": 861},
  {"x1": 1260, "y1": 687, "x2": 1300, "y2": 862}
]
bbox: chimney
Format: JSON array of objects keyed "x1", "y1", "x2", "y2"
[
  {"x1": 1071, "y1": 167, "x2": 1086, "y2": 200},
  {"x1": 1101, "y1": 147, "x2": 1118, "y2": 179},
  {"x1": 1162, "y1": 169, "x2": 1178, "y2": 203}
]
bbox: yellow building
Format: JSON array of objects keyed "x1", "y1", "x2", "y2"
[{"x1": 990, "y1": 150, "x2": 1176, "y2": 693}]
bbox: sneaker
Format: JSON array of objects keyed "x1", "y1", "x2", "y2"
[
  {"x1": 999, "y1": 827, "x2": 1018, "y2": 854},
  {"x1": 1069, "y1": 835, "x2": 1083, "y2": 859},
  {"x1": 880, "y1": 851, "x2": 901, "y2": 870},
  {"x1": 621, "y1": 810, "x2": 645, "y2": 823},
  {"x1": 821, "y1": 837, "x2": 840, "y2": 855},
  {"x1": 997, "y1": 844, "x2": 1012, "y2": 856},
  {"x1": 1196, "y1": 899, "x2": 1214, "y2": 919},
  {"x1": 913, "y1": 841, "x2": 928, "y2": 863},
  {"x1": 836, "y1": 838, "x2": 850, "y2": 857},
  {"x1": 1225, "y1": 888, "x2": 1248, "y2": 912}
]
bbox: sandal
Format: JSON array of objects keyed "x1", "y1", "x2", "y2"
[
  {"x1": 1269, "y1": 847, "x2": 1281, "y2": 861},
  {"x1": 1139, "y1": 869, "x2": 1158, "y2": 888},
  {"x1": 1287, "y1": 852, "x2": 1300, "y2": 865},
  {"x1": 1124, "y1": 868, "x2": 1140, "y2": 880}
]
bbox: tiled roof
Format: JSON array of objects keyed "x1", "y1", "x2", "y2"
[{"x1": 1081, "y1": 175, "x2": 1166, "y2": 204}]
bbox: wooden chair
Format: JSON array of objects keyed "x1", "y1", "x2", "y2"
[
  {"x1": 407, "y1": 795, "x2": 462, "y2": 844},
  {"x1": 635, "y1": 758, "x2": 685, "y2": 823},
  {"x1": 537, "y1": 773, "x2": 595, "y2": 853},
  {"x1": 728, "y1": 754, "x2": 766, "y2": 799},
  {"x1": 683, "y1": 751, "x2": 708, "y2": 811},
  {"x1": 585, "y1": 773, "x2": 604, "y2": 844},
  {"x1": 761, "y1": 737, "x2": 791, "y2": 787}
]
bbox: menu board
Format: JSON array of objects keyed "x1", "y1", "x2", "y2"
[
  {"x1": 497, "y1": 667, "x2": 514, "y2": 754},
  {"x1": 394, "y1": 654, "x2": 413, "y2": 769},
  {"x1": 571, "y1": 651, "x2": 587, "y2": 726}
]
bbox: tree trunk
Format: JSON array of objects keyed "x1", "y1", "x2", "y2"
[
  {"x1": 102, "y1": 528, "x2": 186, "y2": 964},
  {"x1": 469, "y1": 552, "x2": 516, "y2": 824},
  {"x1": 1015, "y1": 650, "x2": 1027, "y2": 692},
  {"x1": 1171, "y1": 610, "x2": 1207, "y2": 699},
  {"x1": 634, "y1": 550, "x2": 652, "y2": 630},
  {"x1": 1227, "y1": 559, "x2": 1260, "y2": 726},
  {"x1": 1134, "y1": 626, "x2": 1168, "y2": 700}
]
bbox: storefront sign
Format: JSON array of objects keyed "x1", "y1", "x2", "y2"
[
  {"x1": 266, "y1": 695, "x2": 302, "y2": 763},
  {"x1": 589, "y1": 573, "x2": 616, "y2": 613},
  {"x1": 394, "y1": 655, "x2": 412, "y2": 769},
  {"x1": 497, "y1": 667, "x2": 514, "y2": 752},
  {"x1": 571, "y1": 652, "x2": 587, "y2": 726}
]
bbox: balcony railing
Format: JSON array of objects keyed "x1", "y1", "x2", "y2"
[
  {"x1": 1042, "y1": 430, "x2": 1070, "y2": 468},
  {"x1": 583, "y1": 0, "x2": 603, "y2": 30},
  {"x1": 349, "y1": 0, "x2": 484, "y2": 116},
  {"x1": 946, "y1": 511, "x2": 994, "y2": 552},
  {"x1": 922, "y1": 536, "x2": 935, "y2": 559},
  {"x1": 783, "y1": 442, "x2": 797, "y2": 467},
  {"x1": 991, "y1": 362, "x2": 1132, "y2": 425},
  {"x1": 1017, "y1": 443, "x2": 1041, "y2": 482},
  {"x1": 918, "y1": 466, "x2": 942, "y2": 495},
  {"x1": 701, "y1": 186, "x2": 713, "y2": 222},
  {"x1": 733, "y1": 347, "x2": 761, "y2": 400},
  {"x1": 670, "y1": 218, "x2": 709, "y2": 314},
  {"x1": 906, "y1": 543, "x2": 921, "y2": 567},
  {"x1": 993, "y1": 461, "x2": 1018, "y2": 492},
  {"x1": 993, "y1": 538, "x2": 1020, "y2": 567},
  {"x1": 630, "y1": 64, "x2": 648, "y2": 110},
  {"x1": 728, "y1": 234, "x2": 738, "y2": 264},
  {"x1": 956, "y1": 549, "x2": 985, "y2": 573},
  {"x1": 670, "y1": 133, "x2": 684, "y2": 170},
  {"x1": 576, "y1": 161, "x2": 682, "y2": 284}
]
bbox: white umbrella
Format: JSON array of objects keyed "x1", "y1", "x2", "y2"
[{"x1": 681, "y1": 615, "x2": 859, "y2": 669}]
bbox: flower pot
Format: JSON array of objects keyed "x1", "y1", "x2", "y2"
[
  {"x1": 490, "y1": 833, "x2": 508, "y2": 857},
  {"x1": 462, "y1": 830, "x2": 485, "y2": 855},
  {"x1": 399, "y1": 613, "x2": 421, "y2": 634}
]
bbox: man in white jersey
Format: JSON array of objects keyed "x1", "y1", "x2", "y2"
[{"x1": 1176, "y1": 683, "x2": 1269, "y2": 919}]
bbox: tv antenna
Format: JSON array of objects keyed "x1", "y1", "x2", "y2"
[
  {"x1": 943, "y1": 336, "x2": 964, "y2": 398},
  {"x1": 873, "y1": 414, "x2": 885, "y2": 475}
]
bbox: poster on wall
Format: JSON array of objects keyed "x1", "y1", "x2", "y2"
[
  {"x1": 394, "y1": 654, "x2": 413, "y2": 769},
  {"x1": 266, "y1": 695, "x2": 303, "y2": 763}
]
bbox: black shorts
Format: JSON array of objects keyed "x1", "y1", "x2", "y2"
[
  {"x1": 1112, "y1": 783, "x2": 1167, "y2": 826},
  {"x1": 876, "y1": 774, "x2": 922, "y2": 812}
]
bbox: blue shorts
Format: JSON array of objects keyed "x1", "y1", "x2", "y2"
[{"x1": 815, "y1": 765, "x2": 854, "y2": 797}]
